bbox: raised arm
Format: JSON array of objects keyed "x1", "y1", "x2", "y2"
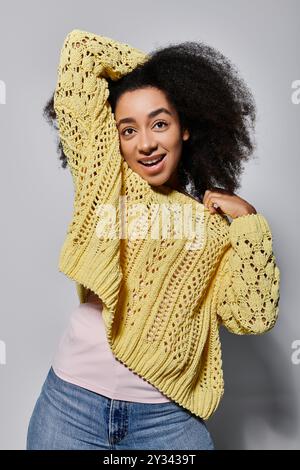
[
  {"x1": 53, "y1": 29, "x2": 148, "y2": 190},
  {"x1": 212, "y1": 213, "x2": 281, "y2": 335}
]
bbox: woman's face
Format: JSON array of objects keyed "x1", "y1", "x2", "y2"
[{"x1": 114, "y1": 86, "x2": 189, "y2": 190}]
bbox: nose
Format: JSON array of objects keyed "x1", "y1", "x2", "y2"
[{"x1": 137, "y1": 129, "x2": 158, "y2": 155}]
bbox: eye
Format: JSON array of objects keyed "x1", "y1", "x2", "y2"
[
  {"x1": 153, "y1": 120, "x2": 168, "y2": 129},
  {"x1": 121, "y1": 127, "x2": 135, "y2": 136}
]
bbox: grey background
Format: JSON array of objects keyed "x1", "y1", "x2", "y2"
[{"x1": 0, "y1": 0, "x2": 298, "y2": 450}]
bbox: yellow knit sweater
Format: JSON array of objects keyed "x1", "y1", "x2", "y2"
[{"x1": 53, "y1": 29, "x2": 281, "y2": 420}]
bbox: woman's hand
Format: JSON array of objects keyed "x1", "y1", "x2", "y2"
[{"x1": 203, "y1": 188, "x2": 257, "y2": 219}]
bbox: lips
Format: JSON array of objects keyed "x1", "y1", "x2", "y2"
[{"x1": 138, "y1": 154, "x2": 166, "y2": 166}]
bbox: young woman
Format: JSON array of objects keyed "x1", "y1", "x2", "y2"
[{"x1": 26, "y1": 29, "x2": 280, "y2": 450}]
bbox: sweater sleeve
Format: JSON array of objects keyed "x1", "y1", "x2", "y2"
[
  {"x1": 53, "y1": 29, "x2": 148, "y2": 190},
  {"x1": 213, "y1": 213, "x2": 281, "y2": 335}
]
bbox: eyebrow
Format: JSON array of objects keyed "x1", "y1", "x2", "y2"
[{"x1": 116, "y1": 107, "x2": 172, "y2": 127}]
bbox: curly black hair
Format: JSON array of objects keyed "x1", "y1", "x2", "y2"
[{"x1": 43, "y1": 39, "x2": 257, "y2": 202}]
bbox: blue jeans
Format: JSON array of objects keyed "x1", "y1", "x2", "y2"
[{"x1": 26, "y1": 366, "x2": 214, "y2": 450}]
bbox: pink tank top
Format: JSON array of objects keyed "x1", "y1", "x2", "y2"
[{"x1": 51, "y1": 296, "x2": 171, "y2": 403}]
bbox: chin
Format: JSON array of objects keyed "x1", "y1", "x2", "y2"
[
  {"x1": 142, "y1": 175, "x2": 170, "y2": 187},
  {"x1": 129, "y1": 166, "x2": 165, "y2": 184}
]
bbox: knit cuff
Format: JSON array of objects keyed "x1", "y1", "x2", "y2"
[{"x1": 229, "y1": 213, "x2": 271, "y2": 240}]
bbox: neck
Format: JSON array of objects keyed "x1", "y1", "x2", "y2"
[{"x1": 162, "y1": 172, "x2": 184, "y2": 193}]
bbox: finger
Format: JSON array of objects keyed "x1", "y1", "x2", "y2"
[
  {"x1": 204, "y1": 192, "x2": 212, "y2": 208},
  {"x1": 203, "y1": 193, "x2": 211, "y2": 209},
  {"x1": 203, "y1": 190, "x2": 211, "y2": 207},
  {"x1": 209, "y1": 199, "x2": 219, "y2": 214},
  {"x1": 204, "y1": 192, "x2": 220, "y2": 210},
  {"x1": 206, "y1": 195, "x2": 219, "y2": 214},
  {"x1": 204, "y1": 190, "x2": 217, "y2": 205}
]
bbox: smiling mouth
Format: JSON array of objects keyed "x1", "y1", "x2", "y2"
[{"x1": 139, "y1": 154, "x2": 166, "y2": 167}]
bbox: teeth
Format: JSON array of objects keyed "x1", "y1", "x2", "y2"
[{"x1": 140, "y1": 155, "x2": 165, "y2": 166}]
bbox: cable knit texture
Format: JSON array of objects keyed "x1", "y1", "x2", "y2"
[{"x1": 53, "y1": 29, "x2": 281, "y2": 419}]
